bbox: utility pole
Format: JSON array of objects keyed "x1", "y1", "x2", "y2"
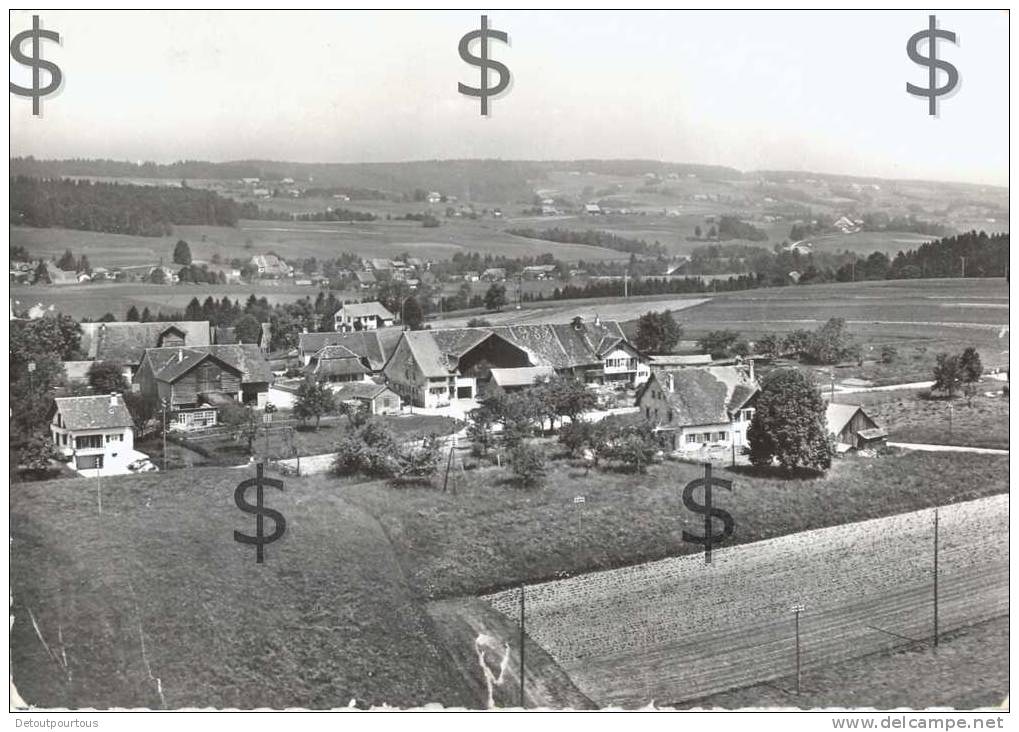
[
  {"x1": 161, "y1": 399, "x2": 168, "y2": 471},
  {"x1": 948, "y1": 402, "x2": 953, "y2": 441},
  {"x1": 519, "y1": 583, "x2": 526, "y2": 708},
  {"x1": 791, "y1": 603, "x2": 805, "y2": 694},
  {"x1": 96, "y1": 461, "x2": 103, "y2": 516},
  {"x1": 933, "y1": 509, "x2": 939, "y2": 648},
  {"x1": 960, "y1": 256, "x2": 966, "y2": 279},
  {"x1": 442, "y1": 444, "x2": 455, "y2": 493}
]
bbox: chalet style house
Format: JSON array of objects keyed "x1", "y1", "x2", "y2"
[
  {"x1": 297, "y1": 329, "x2": 402, "y2": 370},
  {"x1": 77, "y1": 321, "x2": 212, "y2": 382},
  {"x1": 135, "y1": 345, "x2": 273, "y2": 430},
  {"x1": 303, "y1": 345, "x2": 372, "y2": 383},
  {"x1": 635, "y1": 364, "x2": 759, "y2": 454},
  {"x1": 383, "y1": 317, "x2": 649, "y2": 408},
  {"x1": 333, "y1": 301, "x2": 396, "y2": 332},
  {"x1": 50, "y1": 393, "x2": 146, "y2": 475}
]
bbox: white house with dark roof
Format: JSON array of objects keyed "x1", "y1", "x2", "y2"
[
  {"x1": 50, "y1": 393, "x2": 147, "y2": 475},
  {"x1": 304, "y1": 345, "x2": 372, "y2": 383},
  {"x1": 382, "y1": 318, "x2": 649, "y2": 408},
  {"x1": 635, "y1": 364, "x2": 759, "y2": 454},
  {"x1": 333, "y1": 301, "x2": 396, "y2": 332}
]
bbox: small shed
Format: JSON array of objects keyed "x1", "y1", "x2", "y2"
[
  {"x1": 826, "y1": 403, "x2": 887, "y2": 452},
  {"x1": 332, "y1": 381, "x2": 401, "y2": 416}
]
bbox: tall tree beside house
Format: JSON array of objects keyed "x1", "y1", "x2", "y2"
[
  {"x1": 535, "y1": 374, "x2": 598, "y2": 427},
  {"x1": 87, "y1": 361, "x2": 129, "y2": 394},
  {"x1": 234, "y1": 314, "x2": 263, "y2": 344},
  {"x1": 634, "y1": 310, "x2": 683, "y2": 354},
  {"x1": 77, "y1": 255, "x2": 92, "y2": 274},
  {"x1": 484, "y1": 283, "x2": 508, "y2": 311},
  {"x1": 293, "y1": 378, "x2": 337, "y2": 431},
  {"x1": 402, "y1": 296, "x2": 424, "y2": 330},
  {"x1": 173, "y1": 239, "x2": 193, "y2": 266},
  {"x1": 932, "y1": 352, "x2": 964, "y2": 398},
  {"x1": 57, "y1": 249, "x2": 76, "y2": 271},
  {"x1": 149, "y1": 267, "x2": 167, "y2": 285},
  {"x1": 748, "y1": 369, "x2": 833, "y2": 472}
]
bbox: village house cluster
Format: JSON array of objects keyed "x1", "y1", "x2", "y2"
[{"x1": 37, "y1": 300, "x2": 886, "y2": 479}]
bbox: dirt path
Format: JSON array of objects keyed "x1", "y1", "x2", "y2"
[
  {"x1": 888, "y1": 442, "x2": 1008, "y2": 455},
  {"x1": 482, "y1": 495, "x2": 1007, "y2": 708}
]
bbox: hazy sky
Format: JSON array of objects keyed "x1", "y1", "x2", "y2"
[{"x1": 9, "y1": 10, "x2": 1009, "y2": 185}]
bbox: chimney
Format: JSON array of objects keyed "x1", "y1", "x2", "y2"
[
  {"x1": 178, "y1": 347, "x2": 185, "y2": 363},
  {"x1": 109, "y1": 392, "x2": 119, "y2": 406},
  {"x1": 747, "y1": 358, "x2": 755, "y2": 383}
]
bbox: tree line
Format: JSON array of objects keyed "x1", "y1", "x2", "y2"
[{"x1": 10, "y1": 176, "x2": 242, "y2": 236}]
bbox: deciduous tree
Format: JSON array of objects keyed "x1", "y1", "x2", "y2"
[{"x1": 748, "y1": 369, "x2": 832, "y2": 472}]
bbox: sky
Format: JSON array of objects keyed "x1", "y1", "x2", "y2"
[{"x1": 9, "y1": 10, "x2": 1010, "y2": 186}]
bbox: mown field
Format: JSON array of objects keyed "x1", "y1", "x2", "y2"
[
  {"x1": 844, "y1": 389, "x2": 1009, "y2": 450},
  {"x1": 677, "y1": 616, "x2": 1009, "y2": 710},
  {"x1": 11, "y1": 217, "x2": 630, "y2": 270},
  {"x1": 10, "y1": 469, "x2": 473, "y2": 709},
  {"x1": 673, "y1": 278, "x2": 1010, "y2": 381}
]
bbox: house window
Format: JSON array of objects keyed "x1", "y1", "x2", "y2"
[
  {"x1": 645, "y1": 406, "x2": 650, "y2": 418},
  {"x1": 741, "y1": 409, "x2": 754, "y2": 422},
  {"x1": 105, "y1": 433, "x2": 123, "y2": 443},
  {"x1": 75, "y1": 435, "x2": 104, "y2": 450},
  {"x1": 667, "y1": 410, "x2": 674, "y2": 423},
  {"x1": 685, "y1": 433, "x2": 697, "y2": 444},
  {"x1": 715, "y1": 432, "x2": 727, "y2": 441}
]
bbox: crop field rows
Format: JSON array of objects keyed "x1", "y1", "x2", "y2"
[{"x1": 484, "y1": 495, "x2": 1007, "y2": 707}]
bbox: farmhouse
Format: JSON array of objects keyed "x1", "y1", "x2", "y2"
[
  {"x1": 250, "y1": 254, "x2": 292, "y2": 279},
  {"x1": 49, "y1": 393, "x2": 146, "y2": 476},
  {"x1": 45, "y1": 263, "x2": 78, "y2": 285},
  {"x1": 304, "y1": 345, "x2": 371, "y2": 383},
  {"x1": 333, "y1": 301, "x2": 396, "y2": 332},
  {"x1": 522, "y1": 264, "x2": 558, "y2": 280},
  {"x1": 135, "y1": 345, "x2": 273, "y2": 429},
  {"x1": 297, "y1": 329, "x2": 401, "y2": 371},
  {"x1": 79, "y1": 321, "x2": 212, "y2": 380},
  {"x1": 826, "y1": 403, "x2": 888, "y2": 453},
  {"x1": 383, "y1": 318, "x2": 649, "y2": 408},
  {"x1": 635, "y1": 364, "x2": 759, "y2": 453},
  {"x1": 332, "y1": 381, "x2": 401, "y2": 416}
]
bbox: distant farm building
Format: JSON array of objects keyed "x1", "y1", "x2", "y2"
[{"x1": 826, "y1": 403, "x2": 887, "y2": 453}]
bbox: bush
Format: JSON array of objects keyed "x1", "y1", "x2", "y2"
[
  {"x1": 332, "y1": 420, "x2": 400, "y2": 478},
  {"x1": 748, "y1": 369, "x2": 832, "y2": 471},
  {"x1": 391, "y1": 434, "x2": 442, "y2": 485},
  {"x1": 880, "y1": 345, "x2": 898, "y2": 364},
  {"x1": 509, "y1": 443, "x2": 546, "y2": 488}
]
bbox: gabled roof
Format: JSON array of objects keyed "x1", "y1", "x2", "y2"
[
  {"x1": 337, "y1": 301, "x2": 395, "y2": 321},
  {"x1": 332, "y1": 381, "x2": 396, "y2": 401},
  {"x1": 826, "y1": 403, "x2": 866, "y2": 435},
  {"x1": 489, "y1": 320, "x2": 628, "y2": 370},
  {"x1": 153, "y1": 350, "x2": 242, "y2": 383},
  {"x1": 306, "y1": 345, "x2": 369, "y2": 378},
  {"x1": 490, "y1": 366, "x2": 556, "y2": 388},
  {"x1": 298, "y1": 330, "x2": 396, "y2": 370},
  {"x1": 143, "y1": 344, "x2": 272, "y2": 384},
  {"x1": 641, "y1": 366, "x2": 759, "y2": 427},
  {"x1": 79, "y1": 321, "x2": 211, "y2": 365},
  {"x1": 400, "y1": 329, "x2": 496, "y2": 377},
  {"x1": 53, "y1": 395, "x2": 133, "y2": 431}
]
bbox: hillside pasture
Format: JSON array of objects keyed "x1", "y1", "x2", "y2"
[{"x1": 10, "y1": 469, "x2": 473, "y2": 709}]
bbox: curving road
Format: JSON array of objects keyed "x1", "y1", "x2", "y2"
[{"x1": 485, "y1": 495, "x2": 1008, "y2": 708}]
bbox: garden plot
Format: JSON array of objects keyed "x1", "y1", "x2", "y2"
[{"x1": 484, "y1": 495, "x2": 1007, "y2": 707}]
